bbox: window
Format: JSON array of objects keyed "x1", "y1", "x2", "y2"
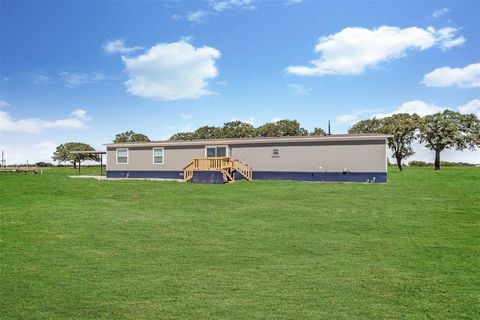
[
  {"x1": 272, "y1": 148, "x2": 279, "y2": 158},
  {"x1": 116, "y1": 148, "x2": 128, "y2": 164},
  {"x1": 205, "y1": 146, "x2": 228, "y2": 157},
  {"x1": 153, "y1": 147, "x2": 164, "y2": 164}
]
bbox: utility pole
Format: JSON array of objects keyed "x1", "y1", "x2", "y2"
[{"x1": 1, "y1": 150, "x2": 5, "y2": 167}]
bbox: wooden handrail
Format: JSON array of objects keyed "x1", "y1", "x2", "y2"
[{"x1": 183, "y1": 157, "x2": 252, "y2": 182}]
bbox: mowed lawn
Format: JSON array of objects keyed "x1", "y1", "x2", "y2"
[{"x1": 1, "y1": 167, "x2": 479, "y2": 319}]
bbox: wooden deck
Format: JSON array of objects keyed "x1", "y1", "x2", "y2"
[{"x1": 182, "y1": 157, "x2": 252, "y2": 183}]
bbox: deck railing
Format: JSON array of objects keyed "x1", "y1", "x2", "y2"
[
  {"x1": 182, "y1": 157, "x2": 253, "y2": 182},
  {"x1": 193, "y1": 157, "x2": 232, "y2": 171}
]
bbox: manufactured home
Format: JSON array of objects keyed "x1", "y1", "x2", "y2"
[{"x1": 105, "y1": 134, "x2": 390, "y2": 183}]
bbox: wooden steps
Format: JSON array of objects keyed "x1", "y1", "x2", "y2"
[{"x1": 182, "y1": 157, "x2": 252, "y2": 183}]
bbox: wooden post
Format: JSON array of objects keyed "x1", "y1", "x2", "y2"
[
  {"x1": 78, "y1": 154, "x2": 81, "y2": 175},
  {"x1": 100, "y1": 154, "x2": 103, "y2": 175}
]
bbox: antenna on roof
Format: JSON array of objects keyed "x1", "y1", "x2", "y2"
[{"x1": 327, "y1": 120, "x2": 331, "y2": 135}]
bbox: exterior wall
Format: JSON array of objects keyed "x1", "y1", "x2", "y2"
[
  {"x1": 106, "y1": 138, "x2": 388, "y2": 182},
  {"x1": 230, "y1": 140, "x2": 387, "y2": 173},
  {"x1": 107, "y1": 146, "x2": 204, "y2": 171}
]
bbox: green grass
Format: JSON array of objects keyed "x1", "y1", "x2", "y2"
[{"x1": 1, "y1": 167, "x2": 479, "y2": 319}]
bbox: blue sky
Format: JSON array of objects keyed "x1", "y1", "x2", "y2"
[{"x1": 0, "y1": 0, "x2": 479, "y2": 164}]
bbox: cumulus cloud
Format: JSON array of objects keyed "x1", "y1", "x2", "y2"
[
  {"x1": 103, "y1": 39, "x2": 144, "y2": 55},
  {"x1": 188, "y1": 10, "x2": 209, "y2": 23},
  {"x1": 0, "y1": 141, "x2": 59, "y2": 165},
  {"x1": 341, "y1": 99, "x2": 479, "y2": 123},
  {"x1": 373, "y1": 100, "x2": 445, "y2": 118},
  {"x1": 287, "y1": 83, "x2": 311, "y2": 95},
  {"x1": 122, "y1": 41, "x2": 221, "y2": 100},
  {"x1": 0, "y1": 108, "x2": 90, "y2": 134},
  {"x1": 422, "y1": 63, "x2": 480, "y2": 88},
  {"x1": 336, "y1": 114, "x2": 359, "y2": 124},
  {"x1": 433, "y1": 8, "x2": 449, "y2": 18},
  {"x1": 458, "y1": 99, "x2": 480, "y2": 117},
  {"x1": 210, "y1": 0, "x2": 255, "y2": 12},
  {"x1": 286, "y1": 25, "x2": 465, "y2": 76}
]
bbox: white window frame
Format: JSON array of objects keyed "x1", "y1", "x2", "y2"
[
  {"x1": 205, "y1": 145, "x2": 229, "y2": 157},
  {"x1": 116, "y1": 148, "x2": 129, "y2": 165},
  {"x1": 152, "y1": 147, "x2": 165, "y2": 165}
]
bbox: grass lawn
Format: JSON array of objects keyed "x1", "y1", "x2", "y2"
[{"x1": 1, "y1": 167, "x2": 479, "y2": 319}]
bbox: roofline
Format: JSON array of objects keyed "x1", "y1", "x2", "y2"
[{"x1": 104, "y1": 134, "x2": 392, "y2": 148}]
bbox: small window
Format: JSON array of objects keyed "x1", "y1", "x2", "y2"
[
  {"x1": 216, "y1": 147, "x2": 227, "y2": 157},
  {"x1": 153, "y1": 148, "x2": 164, "y2": 164},
  {"x1": 206, "y1": 147, "x2": 216, "y2": 157},
  {"x1": 205, "y1": 146, "x2": 228, "y2": 157},
  {"x1": 116, "y1": 148, "x2": 128, "y2": 164},
  {"x1": 272, "y1": 148, "x2": 279, "y2": 158}
]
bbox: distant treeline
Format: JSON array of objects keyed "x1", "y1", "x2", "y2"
[{"x1": 408, "y1": 161, "x2": 477, "y2": 167}]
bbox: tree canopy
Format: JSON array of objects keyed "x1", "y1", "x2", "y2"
[
  {"x1": 193, "y1": 126, "x2": 222, "y2": 140},
  {"x1": 221, "y1": 121, "x2": 256, "y2": 138},
  {"x1": 419, "y1": 110, "x2": 480, "y2": 170},
  {"x1": 52, "y1": 142, "x2": 99, "y2": 168},
  {"x1": 114, "y1": 131, "x2": 150, "y2": 143},
  {"x1": 256, "y1": 120, "x2": 309, "y2": 137},
  {"x1": 310, "y1": 127, "x2": 327, "y2": 136}
]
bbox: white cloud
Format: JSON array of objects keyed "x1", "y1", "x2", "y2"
[
  {"x1": 0, "y1": 141, "x2": 58, "y2": 165},
  {"x1": 122, "y1": 41, "x2": 221, "y2": 100},
  {"x1": 336, "y1": 114, "x2": 359, "y2": 124},
  {"x1": 171, "y1": 14, "x2": 183, "y2": 21},
  {"x1": 103, "y1": 39, "x2": 144, "y2": 55},
  {"x1": 284, "y1": 0, "x2": 302, "y2": 5},
  {"x1": 0, "y1": 100, "x2": 10, "y2": 108},
  {"x1": 188, "y1": 10, "x2": 209, "y2": 23},
  {"x1": 26, "y1": 72, "x2": 51, "y2": 84},
  {"x1": 422, "y1": 63, "x2": 480, "y2": 88},
  {"x1": 59, "y1": 71, "x2": 107, "y2": 87},
  {"x1": 458, "y1": 99, "x2": 480, "y2": 117},
  {"x1": 433, "y1": 8, "x2": 449, "y2": 18},
  {"x1": 230, "y1": 116, "x2": 255, "y2": 125},
  {"x1": 211, "y1": 0, "x2": 255, "y2": 12},
  {"x1": 287, "y1": 83, "x2": 311, "y2": 95},
  {"x1": 374, "y1": 100, "x2": 445, "y2": 118},
  {"x1": 0, "y1": 108, "x2": 90, "y2": 134},
  {"x1": 286, "y1": 25, "x2": 465, "y2": 76},
  {"x1": 179, "y1": 113, "x2": 193, "y2": 120}
]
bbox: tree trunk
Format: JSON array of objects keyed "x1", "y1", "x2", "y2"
[
  {"x1": 396, "y1": 155, "x2": 403, "y2": 171},
  {"x1": 434, "y1": 150, "x2": 441, "y2": 171},
  {"x1": 72, "y1": 160, "x2": 77, "y2": 169}
]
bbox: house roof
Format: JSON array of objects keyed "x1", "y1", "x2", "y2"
[{"x1": 104, "y1": 134, "x2": 391, "y2": 148}]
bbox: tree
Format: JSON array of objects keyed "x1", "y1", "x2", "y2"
[
  {"x1": 52, "y1": 142, "x2": 99, "y2": 169},
  {"x1": 382, "y1": 114, "x2": 422, "y2": 171},
  {"x1": 193, "y1": 126, "x2": 222, "y2": 140},
  {"x1": 114, "y1": 131, "x2": 150, "y2": 143},
  {"x1": 256, "y1": 119, "x2": 308, "y2": 137},
  {"x1": 169, "y1": 132, "x2": 195, "y2": 141},
  {"x1": 419, "y1": 110, "x2": 480, "y2": 170},
  {"x1": 310, "y1": 127, "x2": 327, "y2": 136},
  {"x1": 349, "y1": 114, "x2": 421, "y2": 171},
  {"x1": 348, "y1": 118, "x2": 382, "y2": 134},
  {"x1": 221, "y1": 121, "x2": 256, "y2": 138}
]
